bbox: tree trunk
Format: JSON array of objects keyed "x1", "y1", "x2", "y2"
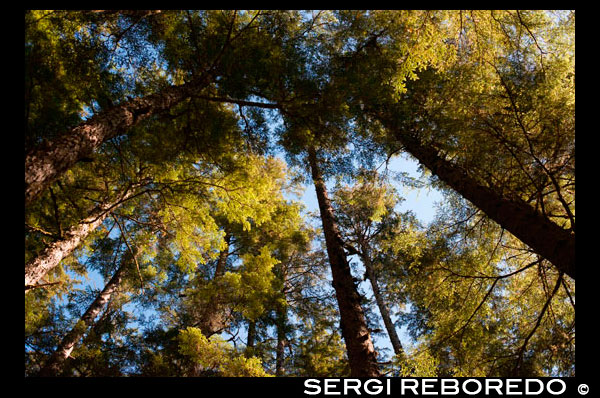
[
  {"x1": 197, "y1": 232, "x2": 231, "y2": 337},
  {"x1": 275, "y1": 263, "x2": 289, "y2": 376},
  {"x1": 245, "y1": 320, "x2": 256, "y2": 357},
  {"x1": 275, "y1": 308, "x2": 287, "y2": 377},
  {"x1": 307, "y1": 146, "x2": 381, "y2": 377},
  {"x1": 38, "y1": 256, "x2": 127, "y2": 376},
  {"x1": 24, "y1": 81, "x2": 200, "y2": 207},
  {"x1": 25, "y1": 190, "x2": 135, "y2": 289},
  {"x1": 360, "y1": 243, "x2": 404, "y2": 357},
  {"x1": 23, "y1": 85, "x2": 283, "y2": 207},
  {"x1": 390, "y1": 129, "x2": 575, "y2": 279}
]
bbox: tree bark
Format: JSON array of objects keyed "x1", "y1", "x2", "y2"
[
  {"x1": 23, "y1": 84, "x2": 281, "y2": 207},
  {"x1": 25, "y1": 189, "x2": 137, "y2": 289},
  {"x1": 360, "y1": 244, "x2": 404, "y2": 357},
  {"x1": 307, "y1": 146, "x2": 381, "y2": 377},
  {"x1": 275, "y1": 262, "x2": 289, "y2": 376},
  {"x1": 38, "y1": 256, "x2": 127, "y2": 376},
  {"x1": 196, "y1": 232, "x2": 231, "y2": 338},
  {"x1": 389, "y1": 129, "x2": 575, "y2": 279},
  {"x1": 245, "y1": 320, "x2": 256, "y2": 357},
  {"x1": 275, "y1": 308, "x2": 287, "y2": 377},
  {"x1": 25, "y1": 81, "x2": 201, "y2": 207}
]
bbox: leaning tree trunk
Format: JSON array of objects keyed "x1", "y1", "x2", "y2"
[
  {"x1": 25, "y1": 188, "x2": 135, "y2": 290},
  {"x1": 38, "y1": 255, "x2": 128, "y2": 376},
  {"x1": 307, "y1": 146, "x2": 381, "y2": 377},
  {"x1": 386, "y1": 126, "x2": 575, "y2": 279},
  {"x1": 360, "y1": 244, "x2": 404, "y2": 358},
  {"x1": 24, "y1": 79, "x2": 203, "y2": 207}
]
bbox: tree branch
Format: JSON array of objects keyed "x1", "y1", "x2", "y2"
[
  {"x1": 514, "y1": 272, "x2": 563, "y2": 374},
  {"x1": 111, "y1": 214, "x2": 145, "y2": 293}
]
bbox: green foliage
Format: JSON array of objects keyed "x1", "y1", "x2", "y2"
[
  {"x1": 390, "y1": 195, "x2": 575, "y2": 376},
  {"x1": 25, "y1": 10, "x2": 133, "y2": 150},
  {"x1": 293, "y1": 317, "x2": 350, "y2": 377},
  {"x1": 217, "y1": 246, "x2": 280, "y2": 320},
  {"x1": 394, "y1": 346, "x2": 440, "y2": 377},
  {"x1": 178, "y1": 327, "x2": 271, "y2": 376},
  {"x1": 24, "y1": 10, "x2": 574, "y2": 378}
]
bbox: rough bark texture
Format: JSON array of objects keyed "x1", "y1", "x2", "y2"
[
  {"x1": 275, "y1": 315, "x2": 286, "y2": 376},
  {"x1": 38, "y1": 259, "x2": 126, "y2": 376},
  {"x1": 275, "y1": 266, "x2": 289, "y2": 376},
  {"x1": 246, "y1": 320, "x2": 256, "y2": 357},
  {"x1": 307, "y1": 146, "x2": 381, "y2": 377},
  {"x1": 25, "y1": 81, "x2": 197, "y2": 207},
  {"x1": 391, "y1": 130, "x2": 575, "y2": 279},
  {"x1": 25, "y1": 190, "x2": 134, "y2": 289},
  {"x1": 196, "y1": 233, "x2": 231, "y2": 338},
  {"x1": 360, "y1": 244, "x2": 404, "y2": 357}
]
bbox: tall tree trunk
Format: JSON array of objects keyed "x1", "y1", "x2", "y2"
[
  {"x1": 24, "y1": 80, "x2": 202, "y2": 207},
  {"x1": 245, "y1": 320, "x2": 256, "y2": 358},
  {"x1": 275, "y1": 263, "x2": 289, "y2": 376},
  {"x1": 307, "y1": 146, "x2": 381, "y2": 377},
  {"x1": 360, "y1": 243, "x2": 404, "y2": 357},
  {"x1": 25, "y1": 189, "x2": 135, "y2": 289},
  {"x1": 197, "y1": 232, "x2": 231, "y2": 337},
  {"x1": 38, "y1": 255, "x2": 128, "y2": 376},
  {"x1": 275, "y1": 308, "x2": 287, "y2": 377},
  {"x1": 388, "y1": 128, "x2": 575, "y2": 279}
]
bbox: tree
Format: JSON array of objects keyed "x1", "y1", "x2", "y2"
[
  {"x1": 325, "y1": 10, "x2": 575, "y2": 278},
  {"x1": 395, "y1": 194, "x2": 575, "y2": 376},
  {"x1": 305, "y1": 146, "x2": 381, "y2": 377},
  {"x1": 37, "y1": 245, "x2": 136, "y2": 376},
  {"x1": 332, "y1": 171, "x2": 409, "y2": 359},
  {"x1": 193, "y1": 9, "x2": 388, "y2": 376},
  {"x1": 25, "y1": 182, "x2": 142, "y2": 289},
  {"x1": 25, "y1": 9, "x2": 575, "y2": 378},
  {"x1": 24, "y1": 10, "x2": 289, "y2": 206}
]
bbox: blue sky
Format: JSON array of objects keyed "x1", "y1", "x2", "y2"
[{"x1": 291, "y1": 152, "x2": 443, "y2": 225}]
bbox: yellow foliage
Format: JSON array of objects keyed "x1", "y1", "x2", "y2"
[
  {"x1": 178, "y1": 327, "x2": 271, "y2": 377},
  {"x1": 395, "y1": 346, "x2": 439, "y2": 377}
]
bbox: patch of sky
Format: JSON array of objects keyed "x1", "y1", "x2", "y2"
[{"x1": 282, "y1": 149, "x2": 443, "y2": 227}]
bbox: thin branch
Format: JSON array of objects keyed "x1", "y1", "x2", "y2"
[
  {"x1": 193, "y1": 94, "x2": 282, "y2": 110},
  {"x1": 428, "y1": 276, "x2": 500, "y2": 353},
  {"x1": 514, "y1": 272, "x2": 563, "y2": 374},
  {"x1": 25, "y1": 223, "x2": 58, "y2": 239},
  {"x1": 515, "y1": 11, "x2": 547, "y2": 73},
  {"x1": 25, "y1": 281, "x2": 62, "y2": 291},
  {"x1": 48, "y1": 187, "x2": 63, "y2": 238},
  {"x1": 560, "y1": 277, "x2": 575, "y2": 311},
  {"x1": 111, "y1": 214, "x2": 145, "y2": 293},
  {"x1": 437, "y1": 258, "x2": 541, "y2": 281}
]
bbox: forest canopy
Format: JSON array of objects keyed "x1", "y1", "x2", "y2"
[{"x1": 24, "y1": 10, "x2": 574, "y2": 378}]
